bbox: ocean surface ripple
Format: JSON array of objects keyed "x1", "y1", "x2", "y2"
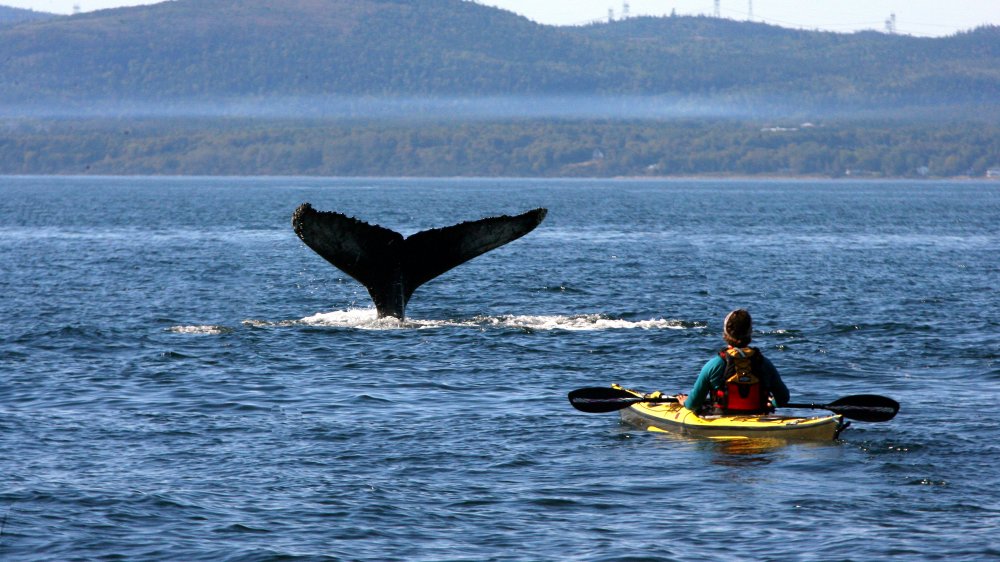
[{"x1": 1, "y1": 177, "x2": 998, "y2": 560}]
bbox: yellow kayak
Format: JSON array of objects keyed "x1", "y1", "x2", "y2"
[{"x1": 612, "y1": 384, "x2": 847, "y2": 441}]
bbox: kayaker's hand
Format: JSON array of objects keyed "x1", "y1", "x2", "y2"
[{"x1": 675, "y1": 394, "x2": 687, "y2": 405}]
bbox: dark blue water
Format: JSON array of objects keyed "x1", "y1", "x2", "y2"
[{"x1": 1, "y1": 176, "x2": 998, "y2": 561}]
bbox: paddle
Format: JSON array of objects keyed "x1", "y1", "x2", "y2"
[
  {"x1": 568, "y1": 387, "x2": 899, "y2": 422},
  {"x1": 785, "y1": 395, "x2": 899, "y2": 422},
  {"x1": 567, "y1": 387, "x2": 679, "y2": 414}
]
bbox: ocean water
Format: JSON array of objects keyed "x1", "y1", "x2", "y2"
[{"x1": 1, "y1": 176, "x2": 998, "y2": 561}]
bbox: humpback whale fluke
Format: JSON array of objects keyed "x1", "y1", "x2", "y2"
[{"x1": 291, "y1": 204, "x2": 548, "y2": 319}]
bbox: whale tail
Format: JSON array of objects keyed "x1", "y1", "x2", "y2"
[{"x1": 292, "y1": 204, "x2": 547, "y2": 319}]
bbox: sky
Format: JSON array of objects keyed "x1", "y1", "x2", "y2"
[{"x1": 4, "y1": 0, "x2": 999, "y2": 37}]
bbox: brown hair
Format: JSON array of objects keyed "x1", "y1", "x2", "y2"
[{"x1": 723, "y1": 309, "x2": 753, "y2": 347}]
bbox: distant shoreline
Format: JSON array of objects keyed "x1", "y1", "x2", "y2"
[
  {"x1": 3, "y1": 173, "x2": 997, "y2": 182},
  {"x1": 5, "y1": 118, "x2": 996, "y2": 179}
]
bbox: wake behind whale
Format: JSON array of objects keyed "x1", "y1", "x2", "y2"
[{"x1": 291, "y1": 204, "x2": 547, "y2": 320}]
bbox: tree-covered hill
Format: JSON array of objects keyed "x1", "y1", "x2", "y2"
[
  {"x1": 571, "y1": 17, "x2": 1000, "y2": 110},
  {"x1": 1, "y1": 0, "x2": 997, "y2": 178},
  {"x1": 0, "y1": 0, "x2": 590, "y2": 100},
  {"x1": 0, "y1": 0, "x2": 997, "y2": 115},
  {"x1": 0, "y1": 5, "x2": 57, "y2": 26}
]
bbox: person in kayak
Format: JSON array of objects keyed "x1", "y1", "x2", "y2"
[{"x1": 676, "y1": 309, "x2": 789, "y2": 416}]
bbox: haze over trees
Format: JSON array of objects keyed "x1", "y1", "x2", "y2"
[
  {"x1": 0, "y1": 5, "x2": 55, "y2": 26},
  {"x1": 0, "y1": 0, "x2": 997, "y2": 177}
]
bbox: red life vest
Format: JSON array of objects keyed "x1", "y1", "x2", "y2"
[{"x1": 713, "y1": 346, "x2": 772, "y2": 414}]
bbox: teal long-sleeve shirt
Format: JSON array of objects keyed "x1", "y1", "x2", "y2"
[{"x1": 683, "y1": 351, "x2": 790, "y2": 412}]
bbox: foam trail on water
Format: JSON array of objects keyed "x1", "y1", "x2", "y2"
[
  {"x1": 174, "y1": 311, "x2": 694, "y2": 333},
  {"x1": 288, "y1": 310, "x2": 690, "y2": 331},
  {"x1": 167, "y1": 325, "x2": 233, "y2": 335},
  {"x1": 478, "y1": 314, "x2": 689, "y2": 331}
]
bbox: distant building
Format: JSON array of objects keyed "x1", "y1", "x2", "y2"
[{"x1": 987, "y1": 168, "x2": 1000, "y2": 178}]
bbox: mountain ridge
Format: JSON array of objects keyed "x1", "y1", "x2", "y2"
[
  {"x1": 0, "y1": 0, "x2": 997, "y2": 114},
  {"x1": 0, "y1": 4, "x2": 56, "y2": 25}
]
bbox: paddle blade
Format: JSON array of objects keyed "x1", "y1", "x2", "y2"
[
  {"x1": 567, "y1": 387, "x2": 643, "y2": 413},
  {"x1": 827, "y1": 394, "x2": 900, "y2": 422}
]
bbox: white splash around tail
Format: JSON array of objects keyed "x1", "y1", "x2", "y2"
[{"x1": 173, "y1": 310, "x2": 694, "y2": 333}]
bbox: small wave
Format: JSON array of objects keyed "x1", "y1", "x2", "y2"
[
  {"x1": 214, "y1": 523, "x2": 273, "y2": 534},
  {"x1": 354, "y1": 394, "x2": 395, "y2": 404},
  {"x1": 540, "y1": 284, "x2": 587, "y2": 294},
  {"x1": 166, "y1": 325, "x2": 233, "y2": 335}
]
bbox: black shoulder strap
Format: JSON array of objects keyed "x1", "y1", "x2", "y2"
[{"x1": 749, "y1": 347, "x2": 770, "y2": 405}]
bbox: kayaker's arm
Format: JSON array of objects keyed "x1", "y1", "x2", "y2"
[
  {"x1": 683, "y1": 356, "x2": 725, "y2": 411},
  {"x1": 761, "y1": 355, "x2": 790, "y2": 407}
]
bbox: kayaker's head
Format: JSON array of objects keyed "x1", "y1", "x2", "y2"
[{"x1": 723, "y1": 308, "x2": 753, "y2": 347}]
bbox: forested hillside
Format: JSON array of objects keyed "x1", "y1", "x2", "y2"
[
  {"x1": 1, "y1": 0, "x2": 997, "y2": 177},
  {"x1": 1, "y1": 0, "x2": 997, "y2": 113},
  {"x1": 0, "y1": 6, "x2": 58, "y2": 26},
  {"x1": 0, "y1": 5, "x2": 55, "y2": 26}
]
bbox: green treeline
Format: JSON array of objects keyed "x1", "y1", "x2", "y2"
[
  {"x1": 2, "y1": 3, "x2": 995, "y2": 179},
  {"x1": 3, "y1": 119, "x2": 997, "y2": 178}
]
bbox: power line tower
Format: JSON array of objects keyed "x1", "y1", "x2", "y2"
[
  {"x1": 748, "y1": 0, "x2": 753, "y2": 20},
  {"x1": 714, "y1": 0, "x2": 720, "y2": 18},
  {"x1": 608, "y1": 7, "x2": 615, "y2": 22},
  {"x1": 884, "y1": 12, "x2": 897, "y2": 34},
  {"x1": 622, "y1": 2, "x2": 630, "y2": 19}
]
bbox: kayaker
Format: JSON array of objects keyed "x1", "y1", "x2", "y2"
[{"x1": 676, "y1": 309, "x2": 789, "y2": 416}]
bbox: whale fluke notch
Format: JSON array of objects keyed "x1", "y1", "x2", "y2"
[{"x1": 292, "y1": 203, "x2": 547, "y2": 319}]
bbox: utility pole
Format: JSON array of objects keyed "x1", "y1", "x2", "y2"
[{"x1": 748, "y1": 0, "x2": 753, "y2": 21}]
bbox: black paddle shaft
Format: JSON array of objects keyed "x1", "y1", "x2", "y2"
[
  {"x1": 784, "y1": 394, "x2": 899, "y2": 422},
  {"x1": 569, "y1": 387, "x2": 899, "y2": 422},
  {"x1": 567, "y1": 387, "x2": 678, "y2": 414}
]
